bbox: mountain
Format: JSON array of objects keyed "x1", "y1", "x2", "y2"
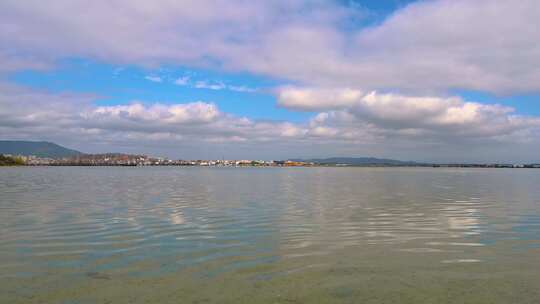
[
  {"x1": 0, "y1": 141, "x2": 83, "y2": 159},
  {"x1": 290, "y1": 157, "x2": 423, "y2": 166}
]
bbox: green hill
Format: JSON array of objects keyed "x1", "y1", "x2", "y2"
[{"x1": 0, "y1": 141, "x2": 83, "y2": 159}]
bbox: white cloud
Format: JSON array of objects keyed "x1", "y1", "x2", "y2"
[
  {"x1": 194, "y1": 80, "x2": 226, "y2": 90},
  {"x1": 3, "y1": 0, "x2": 540, "y2": 94},
  {"x1": 90, "y1": 102, "x2": 220, "y2": 125},
  {"x1": 277, "y1": 87, "x2": 540, "y2": 140},
  {"x1": 0, "y1": 82, "x2": 306, "y2": 148},
  {"x1": 112, "y1": 67, "x2": 124, "y2": 77},
  {"x1": 347, "y1": 0, "x2": 540, "y2": 93},
  {"x1": 1, "y1": 1, "x2": 540, "y2": 93},
  {"x1": 175, "y1": 77, "x2": 256, "y2": 93},
  {"x1": 1, "y1": 83, "x2": 539, "y2": 161},
  {"x1": 144, "y1": 75, "x2": 162, "y2": 83},
  {"x1": 228, "y1": 85, "x2": 256, "y2": 93},
  {"x1": 0, "y1": 50, "x2": 52, "y2": 73},
  {"x1": 277, "y1": 87, "x2": 363, "y2": 111},
  {"x1": 174, "y1": 76, "x2": 190, "y2": 86},
  {"x1": 0, "y1": 1, "x2": 358, "y2": 89}
]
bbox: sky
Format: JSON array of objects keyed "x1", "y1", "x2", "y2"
[{"x1": 0, "y1": 0, "x2": 539, "y2": 162}]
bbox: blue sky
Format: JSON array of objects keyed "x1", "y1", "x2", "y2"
[
  {"x1": 9, "y1": 58, "x2": 312, "y2": 122},
  {"x1": 0, "y1": 0, "x2": 539, "y2": 162},
  {"x1": 10, "y1": 58, "x2": 540, "y2": 120}
]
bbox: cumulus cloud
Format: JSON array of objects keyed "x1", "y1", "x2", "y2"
[
  {"x1": 0, "y1": 83, "x2": 309, "y2": 150},
  {"x1": 89, "y1": 102, "x2": 220, "y2": 127},
  {"x1": 346, "y1": 0, "x2": 540, "y2": 93},
  {"x1": 2, "y1": 0, "x2": 539, "y2": 93},
  {"x1": 0, "y1": 1, "x2": 359, "y2": 77},
  {"x1": 1, "y1": 83, "x2": 539, "y2": 160},
  {"x1": 277, "y1": 87, "x2": 363, "y2": 111},
  {"x1": 278, "y1": 87, "x2": 540, "y2": 140}
]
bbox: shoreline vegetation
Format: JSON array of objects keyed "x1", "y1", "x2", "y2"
[{"x1": 0, "y1": 154, "x2": 25, "y2": 166}]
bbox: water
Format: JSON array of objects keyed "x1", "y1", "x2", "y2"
[{"x1": 1, "y1": 167, "x2": 540, "y2": 303}]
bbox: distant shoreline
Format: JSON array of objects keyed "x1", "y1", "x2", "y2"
[{"x1": 9, "y1": 164, "x2": 540, "y2": 169}]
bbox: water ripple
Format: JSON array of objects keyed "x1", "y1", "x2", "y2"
[{"x1": 1, "y1": 167, "x2": 540, "y2": 278}]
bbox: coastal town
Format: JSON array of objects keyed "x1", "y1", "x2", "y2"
[
  {"x1": 1, "y1": 153, "x2": 540, "y2": 168},
  {"x1": 1, "y1": 153, "x2": 314, "y2": 167}
]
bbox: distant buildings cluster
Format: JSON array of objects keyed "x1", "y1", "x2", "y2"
[
  {"x1": 2, "y1": 153, "x2": 314, "y2": 167},
  {"x1": 2, "y1": 153, "x2": 540, "y2": 168}
]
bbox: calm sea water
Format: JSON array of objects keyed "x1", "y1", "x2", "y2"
[{"x1": 1, "y1": 167, "x2": 540, "y2": 303}]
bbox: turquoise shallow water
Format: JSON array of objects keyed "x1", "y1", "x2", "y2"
[{"x1": 1, "y1": 167, "x2": 540, "y2": 303}]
